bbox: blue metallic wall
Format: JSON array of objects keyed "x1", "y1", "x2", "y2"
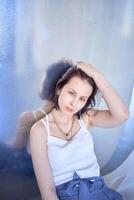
[{"x1": 0, "y1": 0, "x2": 134, "y2": 173}]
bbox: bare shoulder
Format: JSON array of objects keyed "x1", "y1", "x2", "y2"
[{"x1": 30, "y1": 119, "x2": 48, "y2": 141}]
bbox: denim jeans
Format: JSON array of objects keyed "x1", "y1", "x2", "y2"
[{"x1": 56, "y1": 172, "x2": 123, "y2": 200}]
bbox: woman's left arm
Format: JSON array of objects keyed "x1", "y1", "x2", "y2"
[{"x1": 77, "y1": 62, "x2": 129, "y2": 128}]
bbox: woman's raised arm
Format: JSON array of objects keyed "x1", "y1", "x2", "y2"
[{"x1": 77, "y1": 62, "x2": 129, "y2": 128}]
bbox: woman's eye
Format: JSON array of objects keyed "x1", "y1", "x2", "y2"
[
  {"x1": 68, "y1": 91, "x2": 74, "y2": 95},
  {"x1": 80, "y1": 98, "x2": 86, "y2": 102}
]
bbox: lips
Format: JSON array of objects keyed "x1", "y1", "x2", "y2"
[{"x1": 65, "y1": 106, "x2": 74, "y2": 112}]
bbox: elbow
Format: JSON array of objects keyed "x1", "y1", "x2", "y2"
[
  {"x1": 120, "y1": 108, "x2": 129, "y2": 123},
  {"x1": 123, "y1": 107, "x2": 129, "y2": 120}
]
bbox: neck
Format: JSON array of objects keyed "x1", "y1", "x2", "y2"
[{"x1": 52, "y1": 108, "x2": 74, "y2": 124}]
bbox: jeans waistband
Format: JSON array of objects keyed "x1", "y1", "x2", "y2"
[{"x1": 56, "y1": 172, "x2": 104, "y2": 190}]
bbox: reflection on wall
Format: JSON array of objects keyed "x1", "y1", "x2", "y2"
[
  {"x1": 0, "y1": 0, "x2": 134, "y2": 170},
  {"x1": 101, "y1": 85, "x2": 134, "y2": 175}
]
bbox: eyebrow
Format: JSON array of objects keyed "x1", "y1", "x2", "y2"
[{"x1": 69, "y1": 88, "x2": 89, "y2": 98}]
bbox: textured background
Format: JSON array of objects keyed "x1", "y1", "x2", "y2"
[{"x1": 0, "y1": 2, "x2": 134, "y2": 198}]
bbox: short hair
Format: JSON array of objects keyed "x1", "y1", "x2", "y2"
[
  {"x1": 53, "y1": 67, "x2": 98, "y2": 118},
  {"x1": 39, "y1": 59, "x2": 73, "y2": 100}
]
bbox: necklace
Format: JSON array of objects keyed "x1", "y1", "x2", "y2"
[{"x1": 52, "y1": 110, "x2": 75, "y2": 140}]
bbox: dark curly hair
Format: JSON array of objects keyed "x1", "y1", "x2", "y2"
[{"x1": 53, "y1": 67, "x2": 98, "y2": 118}]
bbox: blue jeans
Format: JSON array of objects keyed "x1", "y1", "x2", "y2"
[{"x1": 56, "y1": 172, "x2": 123, "y2": 200}]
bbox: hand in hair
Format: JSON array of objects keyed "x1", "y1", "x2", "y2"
[{"x1": 76, "y1": 61, "x2": 100, "y2": 78}]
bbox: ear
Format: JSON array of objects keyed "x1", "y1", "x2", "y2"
[{"x1": 57, "y1": 89, "x2": 61, "y2": 96}]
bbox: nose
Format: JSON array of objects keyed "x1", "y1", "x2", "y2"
[{"x1": 70, "y1": 97, "x2": 78, "y2": 108}]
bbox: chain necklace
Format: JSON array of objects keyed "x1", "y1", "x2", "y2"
[{"x1": 52, "y1": 110, "x2": 75, "y2": 140}]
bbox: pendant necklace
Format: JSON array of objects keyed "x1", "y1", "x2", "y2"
[{"x1": 52, "y1": 110, "x2": 75, "y2": 140}]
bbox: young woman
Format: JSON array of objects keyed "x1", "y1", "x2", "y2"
[{"x1": 30, "y1": 61, "x2": 129, "y2": 200}]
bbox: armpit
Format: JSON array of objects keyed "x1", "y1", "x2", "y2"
[
  {"x1": 86, "y1": 109, "x2": 98, "y2": 117},
  {"x1": 85, "y1": 109, "x2": 99, "y2": 127}
]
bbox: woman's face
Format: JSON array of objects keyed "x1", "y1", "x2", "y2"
[{"x1": 58, "y1": 76, "x2": 93, "y2": 115}]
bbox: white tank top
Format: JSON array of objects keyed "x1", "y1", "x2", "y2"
[{"x1": 41, "y1": 115, "x2": 100, "y2": 186}]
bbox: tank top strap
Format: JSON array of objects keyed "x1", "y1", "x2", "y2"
[
  {"x1": 78, "y1": 116, "x2": 87, "y2": 129},
  {"x1": 41, "y1": 115, "x2": 50, "y2": 137},
  {"x1": 32, "y1": 111, "x2": 38, "y2": 122}
]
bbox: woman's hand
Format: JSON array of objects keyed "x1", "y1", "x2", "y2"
[{"x1": 76, "y1": 61, "x2": 100, "y2": 78}]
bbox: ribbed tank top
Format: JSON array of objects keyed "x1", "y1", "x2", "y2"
[{"x1": 41, "y1": 115, "x2": 100, "y2": 186}]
